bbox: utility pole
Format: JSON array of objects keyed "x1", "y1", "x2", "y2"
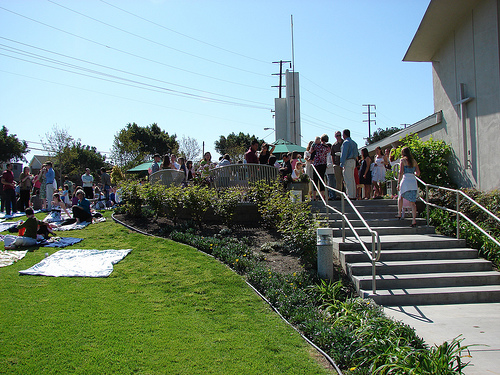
[
  {"x1": 272, "y1": 60, "x2": 291, "y2": 98},
  {"x1": 363, "y1": 104, "x2": 376, "y2": 139}
]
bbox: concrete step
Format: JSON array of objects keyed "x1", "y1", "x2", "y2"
[
  {"x1": 317, "y1": 211, "x2": 420, "y2": 220},
  {"x1": 334, "y1": 235, "x2": 467, "y2": 251},
  {"x1": 348, "y1": 258, "x2": 493, "y2": 276},
  {"x1": 362, "y1": 285, "x2": 500, "y2": 306},
  {"x1": 341, "y1": 248, "x2": 478, "y2": 264},
  {"x1": 312, "y1": 199, "x2": 398, "y2": 208},
  {"x1": 318, "y1": 217, "x2": 428, "y2": 228},
  {"x1": 353, "y1": 271, "x2": 500, "y2": 290},
  {"x1": 331, "y1": 225, "x2": 435, "y2": 236}
]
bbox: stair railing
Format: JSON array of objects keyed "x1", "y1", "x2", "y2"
[
  {"x1": 416, "y1": 177, "x2": 500, "y2": 248},
  {"x1": 310, "y1": 165, "x2": 382, "y2": 294}
]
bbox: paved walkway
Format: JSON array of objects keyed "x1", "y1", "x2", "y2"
[{"x1": 384, "y1": 303, "x2": 500, "y2": 375}]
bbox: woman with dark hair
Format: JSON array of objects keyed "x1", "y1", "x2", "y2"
[
  {"x1": 359, "y1": 148, "x2": 372, "y2": 199},
  {"x1": 396, "y1": 147, "x2": 421, "y2": 227},
  {"x1": 160, "y1": 155, "x2": 171, "y2": 169},
  {"x1": 258, "y1": 142, "x2": 275, "y2": 165},
  {"x1": 310, "y1": 134, "x2": 331, "y2": 201},
  {"x1": 371, "y1": 146, "x2": 388, "y2": 198}
]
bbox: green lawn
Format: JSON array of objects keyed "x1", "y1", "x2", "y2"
[{"x1": 0, "y1": 212, "x2": 332, "y2": 374}]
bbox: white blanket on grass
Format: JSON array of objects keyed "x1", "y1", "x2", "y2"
[
  {"x1": 19, "y1": 249, "x2": 132, "y2": 277},
  {"x1": 0, "y1": 220, "x2": 22, "y2": 233},
  {"x1": 0, "y1": 250, "x2": 28, "y2": 267}
]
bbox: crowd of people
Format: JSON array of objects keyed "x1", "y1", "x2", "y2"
[
  {"x1": 1, "y1": 162, "x2": 119, "y2": 219},
  {"x1": 2, "y1": 135, "x2": 421, "y2": 250}
]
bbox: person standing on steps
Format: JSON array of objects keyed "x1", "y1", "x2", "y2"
[
  {"x1": 340, "y1": 129, "x2": 358, "y2": 199},
  {"x1": 396, "y1": 147, "x2": 421, "y2": 227},
  {"x1": 331, "y1": 131, "x2": 344, "y2": 200}
]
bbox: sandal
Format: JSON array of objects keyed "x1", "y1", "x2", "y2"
[{"x1": 410, "y1": 222, "x2": 417, "y2": 227}]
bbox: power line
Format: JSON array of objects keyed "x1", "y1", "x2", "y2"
[
  {"x1": 47, "y1": 0, "x2": 271, "y2": 78},
  {"x1": 0, "y1": 69, "x2": 272, "y2": 129},
  {"x1": 0, "y1": 52, "x2": 272, "y2": 110},
  {"x1": 99, "y1": 0, "x2": 271, "y2": 65},
  {"x1": 301, "y1": 74, "x2": 361, "y2": 107},
  {"x1": 301, "y1": 98, "x2": 360, "y2": 124},
  {"x1": 301, "y1": 86, "x2": 361, "y2": 115},
  {"x1": 0, "y1": 6, "x2": 273, "y2": 92},
  {"x1": 0, "y1": 37, "x2": 272, "y2": 104}
]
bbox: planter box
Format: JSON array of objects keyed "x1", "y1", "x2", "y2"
[
  {"x1": 288, "y1": 182, "x2": 309, "y2": 201},
  {"x1": 386, "y1": 180, "x2": 398, "y2": 197}
]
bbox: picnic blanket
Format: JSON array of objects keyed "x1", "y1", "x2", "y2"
[
  {"x1": 0, "y1": 250, "x2": 28, "y2": 267},
  {"x1": 52, "y1": 216, "x2": 106, "y2": 231},
  {"x1": 53, "y1": 221, "x2": 91, "y2": 231},
  {"x1": 0, "y1": 235, "x2": 82, "y2": 249},
  {"x1": 0, "y1": 220, "x2": 22, "y2": 233},
  {"x1": 0, "y1": 212, "x2": 27, "y2": 221},
  {"x1": 19, "y1": 249, "x2": 132, "y2": 277},
  {"x1": 38, "y1": 237, "x2": 84, "y2": 248}
]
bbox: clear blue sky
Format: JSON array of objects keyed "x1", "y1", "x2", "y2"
[{"x1": 0, "y1": 0, "x2": 432, "y2": 165}]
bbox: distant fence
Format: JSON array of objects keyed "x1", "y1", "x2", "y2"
[{"x1": 208, "y1": 164, "x2": 279, "y2": 188}]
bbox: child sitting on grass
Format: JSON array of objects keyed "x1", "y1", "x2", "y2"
[{"x1": 4, "y1": 208, "x2": 54, "y2": 250}]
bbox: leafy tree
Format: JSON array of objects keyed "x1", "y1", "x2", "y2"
[
  {"x1": 111, "y1": 123, "x2": 178, "y2": 168},
  {"x1": 393, "y1": 134, "x2": 453, "y2": 187},
  {"x1": 214, "y1": 132, "x2": 263, "y2": 162},
  {"x1": 41, "y1": 126, "x2": 106, "y2": 185},
  {"x1": 178, "y1": 135, "x2": 201, "y2": 162},
  {"x1": 0, "y1": 126, "x2": 28, "y2": 162},
  {"x1": 65, "y1": 142, "x2": 106, "y2": 183},
  {"x1": 41, "y1": 125, "x2": 74, "y2": 182},
  {"x1": 366, "y1": 126, "x2": 402, "y2": 145}
]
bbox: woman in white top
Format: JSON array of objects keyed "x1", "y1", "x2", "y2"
[
  {"x1": 303, "y1": 140, "x2": 314, "y2": 199},
  {"x1": 44, "y1": 193, "x2": 70, "y2": 223},
  {"x1": 291, "y1": 161, "x2": 304, "y2": 181},
  {"x1": 371, "y1": 146, "x2": 388, "y2": 198}
]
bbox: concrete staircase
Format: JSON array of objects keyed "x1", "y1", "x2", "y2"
[{"x1": 313, "y1": 199, "x2": 500, "y2": 306}]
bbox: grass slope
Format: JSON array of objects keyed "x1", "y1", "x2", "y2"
[{"x1": 0, "y1": 212, "x2": 331, "y2": 374}]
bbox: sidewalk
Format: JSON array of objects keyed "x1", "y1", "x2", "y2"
[{"x1": 384, "y1": 303, "x2": 500, "y2": 375}]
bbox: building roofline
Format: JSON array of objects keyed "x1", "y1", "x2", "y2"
[
  {"x1": 403, "y1": 0, "x2": 481, "y2": 62},
  {"x1": 364, "y1": 111, "x2": 442, "y2": 152}
]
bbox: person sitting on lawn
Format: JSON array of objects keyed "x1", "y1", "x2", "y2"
[
  {"x1": 72, "y1": 189, "x2": 92, "y2": 223},
  {"x1": 44, "y1": 193, "x2": 70, "y2": 223},
  {"x1": 4, "y1": 207, "x2": 52, "y2": 249}
]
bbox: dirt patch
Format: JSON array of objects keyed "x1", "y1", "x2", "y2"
[{"x1": 113, "y1": 213, "x2": 307, "y2": 275}]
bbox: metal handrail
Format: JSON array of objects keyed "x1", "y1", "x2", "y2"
[
  {"x1": 208, "y1": 163, "x2": 279, "y2": 189},
  {"x1": 310, "y1": 165, "x2": 381, "y2": 294},
  {"x1": 416, "y1": 177, "x2": 500, "y2": 248}
]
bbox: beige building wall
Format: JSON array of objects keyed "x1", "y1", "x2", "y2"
[{"x1": 428, "y1": 0, "x2": 500, "y2": 190}]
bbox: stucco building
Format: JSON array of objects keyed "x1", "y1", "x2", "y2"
[{"x1": 402, "y1": 0, "x2": 500, "y2": 191}]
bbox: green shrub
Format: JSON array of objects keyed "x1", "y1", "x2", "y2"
[
  {"x1": 212, "y1": 187, "x2": 245, "y2": 227},
  {"x1": 120, "y1": 181, "x2": 144, "y2": 217},
  {"x1": 142, "y1": 183, "x2": 166, "y2": 219},
  {"x1": 428, "y1": 189, "x2": 500, "y2": 266},
  {"x1": 182, "y1": 185, "x2": 216, "y2": 229},
  {"x1": 394, "y1": 134, "x2": 453, "y2": 187},
  {"x1": 163, "y1": 185, "x2": 184, "y2": 224}
]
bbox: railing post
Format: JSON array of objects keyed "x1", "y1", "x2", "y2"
[
  {"x1": 456, "y1": 191, "x2": 460, "y2": 239},
  {"x1": 372, "y1": 259, "x2": 377, "y2": 295},
  {"x1": 426, "y1": 185, "x2": 429, "y2": 227},
  {"x1": 341, "y1": 195, "x2": 346, "y2": 242},
  {"x1": 317, "y1": 228, "x2": 334, "y2": 281}
]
